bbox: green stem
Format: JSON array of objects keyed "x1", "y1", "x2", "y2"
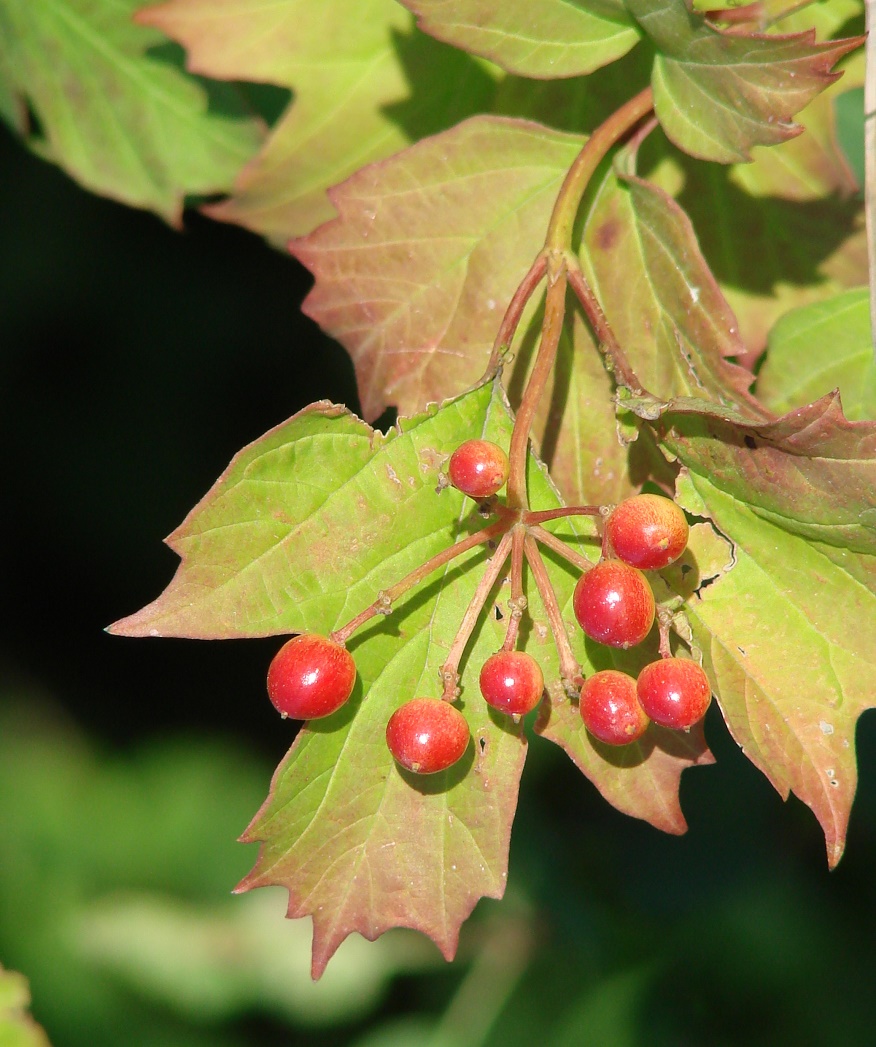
[{"x1": 545, "y1": 87, "x2": 654, "y2": 252}]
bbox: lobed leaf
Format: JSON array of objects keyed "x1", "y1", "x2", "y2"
[
  {"x1": 582, "y1": 141, "x2": 764, "y2": 414},
  {"x1": 666, "y1": 470, "x2": 876, "y2": 866},
  {"x1": 398, "y1": 0, "x2": 640, "y2": 79},
  {"x1": 292, "y1": 116, "x2": 581, "y2": 421},
  {"x1": 756, "y1": 288, "x2": 876, "y2": 421},
  {"x1": 0, "y1": 0, "x2": 263, "y2": 223},
  {"x1": 114, "y1": 380, "x2": 713, "y2": 970},
  {"x1": 623, "y1": 391, "x2": 876, "y2": 555},
  {"x1": 625, "y1": 0, "x2": 861, "y2": 164},
  {"x1": 137, "y1": 0, "x2": 496, "y2": 240}
]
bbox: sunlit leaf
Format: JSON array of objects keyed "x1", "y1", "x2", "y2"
[
  {"x1": 757, "y1": 288, "x2": 876, "y2": 421},
  {"x1": 0, "y1": 0, "x2": 263, "y2": 223},
  {"x1": 625, "y1": 0, "x2": 861, "y2": 163},
  {"x1": 113, "y1": 380, "x2": 713, "y2": 971},
  {"x1": 666, "y1": 469, "x2": 876, "y2": 867},
  {"x1": 138, "y1": 0, "x2": 496, "y2": 240},
  {"x1": 582, "y1": 142, "x2": 764, "y2": 413},
  {"x1": 398, "y1": 0, "x2": 640, "y2": 78},
  {"x1": 624, "y1": 391, "x2": 876, "y2": 555},
  {"x1": 292, "y1": 116, "x2": 580, "y2": 421}
]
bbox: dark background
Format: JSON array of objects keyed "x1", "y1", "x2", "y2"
[{"x1": 3, "y1": 119, "x2": 876, "y2": 1047}]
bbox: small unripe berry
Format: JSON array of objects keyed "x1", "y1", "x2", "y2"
[
  {"x1": 636, "y1": 658, "x2": 711, "y2": 730},
  {"x1": 580, "y1": 670, "x2": 649, "y2": 745},
  {"x1": 573, "y1": 560, "x2": 655, "y2": 649},
  {"x1": 479, "y1": 651, "x2": 544, "y2": 717},
  {"x1": 448, "y1": 439, "x2": 510, "y2": 499},
  {"x1": 267, "y1": 634, "x2": 356, "y2": 719},
  {"x1": 604, "y1": 494, "x2": 689, "y2": 571},
  {"x1": 386, "y1": 697, "x2": 470, "y2": 774}
]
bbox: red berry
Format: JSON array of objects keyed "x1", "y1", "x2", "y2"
[
  {"x1": 479, "y1": 651, "x2": 544, "y2": 717},
  {"x1": 636, "y1": 658, "x2": 711, "y2": 730},
  {"x1": 573, "y1": 560, "x2": 655, "y2": 649},
  {"x1": 386, "y1": 698, "x2": 470, "y2": 774},
  {"x1": 267, "y1": 634, "x2": 356, "y2": 719},
  {"x1": 447, "y1": 439, "x2": 509, "y2": 499},
  {"x1": 604, "y1": 494, "x2": 689, "y2": 571},
  {"x1": 580, "y1": 670, "x2": 650, "y2": 745}
]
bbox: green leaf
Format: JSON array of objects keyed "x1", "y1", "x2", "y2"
[
  {"x1": 398, "y1": 0, "x2": 640, "y2": 78},
  {"x1": 625, "y1": 0, "x2": 861, "y2": 163},
  {"x1": 0, "y1": 0, "x2": 263, "y2": 223},
  {"x1": 625, "y1": 392, "x2": 876, "y2": 554},
  {"x1": 582, "y1": 143, "x2": 764, "y2": 413},
  {"x1": 0, "y1": 966, "x2": 50, "y2": 1047},
  {"x1": 757, "y1": 288, "x2": 876, "y2": 421},
  {"x1": 113, "y1": 382, "x2": 712, "y2": 971},
  {"x1": 667, "y1": 470, "x2": 876, "y2": 866},
  {"x1": 139, "y1": 0, "x2": 497, "y2": 241}
]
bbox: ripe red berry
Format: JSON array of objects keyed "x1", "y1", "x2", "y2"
[
  {"x1": 604, "y1": 494, "x2": 689, "y2": 571},
  {"x1": 580, "y1": 670, "x2": 650, "y2": 746},
  {"x1": 386, "y1": 697, "x2": 470, "y2": 774},
  {"x1": 573, "y1": 560, "x2": 655, "y2": 649},
  {"x1": 447, "y1": 439, "x2": 510, "y2": 499},
  {"x1": 479, "y1": 651, "x2": 544, "y2": 717},
  {"x1": 636, "y1": 658, "x2": 711, "y2": 730},
  {"x1": 267, "y1": 634, "x2": 356, "y2": 719}
]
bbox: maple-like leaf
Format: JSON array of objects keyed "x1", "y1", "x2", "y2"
[
  {"x1": 0, "y1": 0, "x2": 263, "y2": 223},
  {"x1": 136, "y1": 0, "x2": 496, "y2": 241},
  {"x1": 756, "y1": 288, "x2": 876, "y2": 421},
  {"x1": 662, "y1": 469, "x2": 876, "y2": 867},
  {"x1": 112, "y1": 381, "x2": 713, "y2": 971},
  {"x1": 398, "y1": 0, "x2": 640, "y2": 79},
  {"x1": 292, "y1": 115, "x2": 580, "y2": 422},
  {"x1": 625, "y1": 0, "x2": 861, "y2": 164}
]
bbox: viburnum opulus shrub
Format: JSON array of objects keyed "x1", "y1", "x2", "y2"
[{"x1": 5, "y1": 0, "x2": 874, "y2": 977}]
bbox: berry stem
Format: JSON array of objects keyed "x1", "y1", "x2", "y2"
[
  {"x1": 525, "y1": 505, "x2": 604, "y2": 526},
  {"x1": 440, "y1": 530, "x2": 514, "y2": 700},
  {"x1": 331, "y1": 519, "x2": 510, "y2": 646},
  {"x1": 483, "y1": 252, "x2": 549, "y2": 377},
  {"x1": 528, "y1": 525, "x2": 594, "y2": 575},
  {"x1": 501, "y1": 525, "x2": 527, "y2": 652},
  {"x1": 506, "y1": 259, "x2": 568, "y2": 511},
  {"x1": 566, "y1": 264, "x2": 644, "y2": 395},
  {"x1": 523, "y1": 534, "x2": 581, "y2": 692},
  {"x1": 657, "y1": 606, "x2": 673, "y2": 659}
]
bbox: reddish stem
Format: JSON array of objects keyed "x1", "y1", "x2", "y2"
[
  {"x1": 525, "y1": 505, "x2": 604, "y2": 526},
  {"x1": 524, "y1": 535, "x2": 582, "y2": 691},
  {"x1": 501, "y1": 526, "x2": 527, "y2": 652},
  {"x1": 529, "y1": 525, "x2": 594, "y2": 575},
  {"x1": 440, "y1": 530, "x2": 514, "y2": 700},
  {"x1": 566, "y1": 265, "x2": 644, "y2": 395},
  {"x1": 483, "y1": 252, "x2": 548, "y2": 378},
  {"x1": 331, "y1": 519, "x2": 509, "y2": 645}
]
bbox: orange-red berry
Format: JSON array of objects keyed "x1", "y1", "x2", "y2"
[
  {"x1": 636, "y1": 658, "x2": 711, "y2": 730},
  {"x1": 386, "y1": 697, "x2": 470, "y2": 774},
  {"x1": 447, "y1": 439, "x2": 510, "y2": 499},
  {"x1": 479, "y1": 651, "x2": 544, "y2": 717},
  {"x1": 267, "y1": 634, "x2": 356, "y2": 720},
  {"x1": 573, "y1": 560, "x2": 655, "y2": 649},
  {"x1": 605, "y1": 494, "x2": 689, "y2": 571},
  {"x1": 580, "y1": 670, "x2": 650, "y2": 745}
]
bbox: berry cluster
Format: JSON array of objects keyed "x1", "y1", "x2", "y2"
[
  {"x1": 264, "y1": 440, "x2": 711, "y2": 776},
  {"x1": 573, "y1": 493, "x2": 710, "y2": 744}
]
